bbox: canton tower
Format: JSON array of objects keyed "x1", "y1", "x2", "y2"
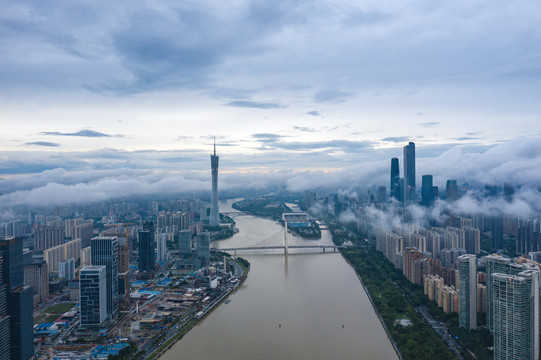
[{"x1": 209, "y1": 138, "x2": 220, "y2": 226}]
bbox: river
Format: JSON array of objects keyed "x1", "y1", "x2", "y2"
[{"x1": 160, "y1": 199, "x2": 397, "y2": 360}]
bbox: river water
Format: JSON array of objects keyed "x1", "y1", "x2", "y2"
[{"x1": 160, "y1": 199, "x2": 397, "y2": 360}]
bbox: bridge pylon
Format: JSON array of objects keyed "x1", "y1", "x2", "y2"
[{"x1": 283, "y1": 220, "x2": 288, "y2": 254}]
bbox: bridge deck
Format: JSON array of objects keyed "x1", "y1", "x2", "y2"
[{"x1": 212, "y1": 245, "x2": 339, "y2": 252}]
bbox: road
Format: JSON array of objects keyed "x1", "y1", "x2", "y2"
[
  {"x1": 140, "y1": 306, "x2": 198, "y2": 359},
  {"x1": 416, "y1": 306, "x2": 471, "y2": 360}
]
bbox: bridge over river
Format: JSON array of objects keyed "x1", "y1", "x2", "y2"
[{"x1": 211, "y1": 244, "x2": 340, "y2": 255}]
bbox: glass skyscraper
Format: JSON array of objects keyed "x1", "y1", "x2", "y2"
[
  {"x1": 390, "y1": 157, "x2": 400, "y2": 200},
  {"x1": 403, "y1": 142, "x2": 415, "y2": 203},
  {"x1": 138, "y1": 226, "x2": 155, "y2": 275},
  {"x1": 0, "y1": 237, "x2": 33, "y2": 360},
  {"x1": 90, "y1": 236, "x2": 119, "y2": 319},
  {"x1": 79, "y1": 265, "x2": 107, "y2": 328}
]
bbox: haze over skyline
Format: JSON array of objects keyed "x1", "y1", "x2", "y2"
[{"x1": 2, "y1": 0, "x2": 541, "y2": 207}]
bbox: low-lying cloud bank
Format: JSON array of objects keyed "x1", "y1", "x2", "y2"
[{"x1": 1, "y1": 137, "x2": 541, "y2": 208}]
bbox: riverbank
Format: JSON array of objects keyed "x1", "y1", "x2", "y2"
[
  {"x1": 341, "y1": 254, "x2": 403, "y2": 360},
  {"x1": 145, "y1": 257, "x2": 250, "y2": 360},
  {"x1": 339, "y1": 246, "x2": 457, "y2": 360}
]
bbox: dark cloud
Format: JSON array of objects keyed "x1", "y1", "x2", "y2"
[
  {"x1": 293, "y1": 126, "x2": 317, "y2": 132},
  {"x1": 251, "y1": 133, "x2": 284, "y2": 139},
  {"x1": 453, "y1": 136, "x2": 480, "y2": 141},
  {"x1": 306, "y1": 111, "x2": 321, "y2": 116},
  {"x1": 381, "y1": 136, "x2": 410, "y2": 142},
  {"x1": 419, "y1": 122, "x2": 440, "y2": 127},
  {"x1": 40, "y1": 130, "x2": 123, "y2": 138},
  {"x1": 3, "y1": 137, "x2": 541, "y2": 207},
  {"x1": 25, "y1": 141, "x2": 60, "y2": 147},
  {"x1": 258, "y1": 139, "x2": 375, "y2": 153},
  {"x1": 313, "y1": 90, "x2": 354, "y2": 103},
  {"x1": 224, "y1": 101, "x2": 286, "y2": 109}
]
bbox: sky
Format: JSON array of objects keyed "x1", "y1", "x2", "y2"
[{"x1": 1, "y1": 0, "x2": 541, "y2": 206}]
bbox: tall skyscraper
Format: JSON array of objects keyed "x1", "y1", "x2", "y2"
[
  {"x1": 491, "y1": 215, "x2": 504, "y2": 250},
  {"x1": 485, "y1": 255, "x2": 512, "y2": 331},
  {"x1": 209, "y1": 139, "x2": 220, "y2": 226},
  {"x1": 90, "y1": 236, "x2": 118, "y2": 319},
  {"x1": 58, "y1": 258, "x2": 76, "y2": 280},
  {"x1": 403, "y1": 142, "x2": 416, "y2": 203},
  {"x1": 458, "y1": 254, "x2": 477, "y2": 330},
  {"x1": 421, "y1": 175, "x2": 438, "y2": 206},
  {"x1": 0, "y1": 284, "x2": 10, "y2": 359},
  {"x1": 517, "y1": 218, "x2": 540, "y2": 255},
  {"x1": 156, "y1": 233, "x2": 169, "y2": 262},
  {"x1": 196, "y1": 233, "x2": 210, "y2": 268},
  {"x1": 377, "y1": 186, "x2": 387, "y2": 203},
  {"x1": 178, "y1": 230, "x2": 192, "y2": 258},
  {"x1": 24, "y1": 258, "x2": 49, "y2": 305},
  {"x1": 446, "y1": 180, "x2": 459, "y2": 201},
  {"x1": 492, "y1": 266, "x2": 539, "y2": 360},
  {"x1": 138, "y1": 222, "x2": 155, "y2": 277},
  {"x1": 390, "y1": 157, "x2": 400, "y2": 200},
  {"x1": 79, "y1": 265, "x2": 107, "y2": 329},
  {"x1": 33, "y1": 225, "x2": 64, "y2": 251},
  {"x1": 0, "y1": 237, "x2": 33, "y2": 360}
]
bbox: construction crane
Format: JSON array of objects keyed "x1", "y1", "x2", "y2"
[{"x1": 104, "y1": 222, "x2": 135, "y2": 310}]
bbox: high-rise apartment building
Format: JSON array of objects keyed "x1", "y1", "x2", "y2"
[
  {"x1": 403, "y1": 142, "x2": 416, "y2": 203},
  {"x1": 458, "y1": 254, "x2": 477, "y2": 330},
  {"x1": 43, "y1": 238, "x2": 81, "y2": 272},
  {"x1": 80, "y1": 246, "x2": 91, "y2": 268},
  {"x1": 58, "y1": 258, "x2": 76, "y2": 280},
  {"x1": 485, "y1": 255, "x2": 512, "y2": 331},
  {"x1": 79, "y1": 265, "x2": 107, "y2": 329},
  {"x1": 464, "y1": 227, "x2": 481, "y2": 255},
  {"x1": 492, "y1": 266, "x2": 539, "y2": 360},
  {"x1": 517, "y1": 218, "x2": 540, "y2": 255},
  {"x1": 156, "y1": 233, "x2": 169, "y2": 262},
  {"x1": 90, "y1": 236, "x2": 118, "y2": 319},
  {"x1": 33, "y1": 225, "x2": 64, "y2": 251},
  {"x1": 24, "y1": 258, "x2": 49, "y2": 305},
  {"x1": 491, "y1": 215, "x2": 504, "y2": 250}
]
